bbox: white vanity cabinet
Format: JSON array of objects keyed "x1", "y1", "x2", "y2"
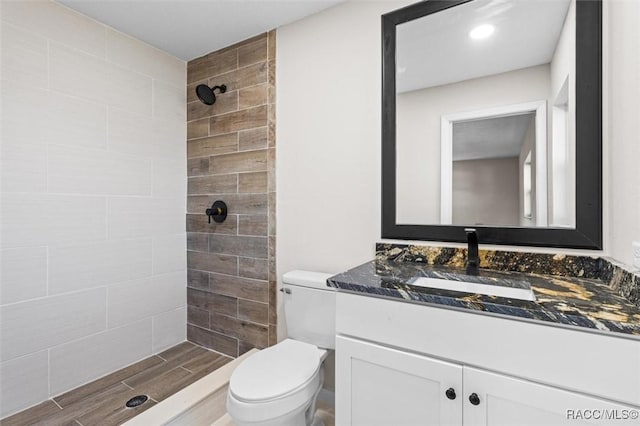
[
  {"x1": 463, "y1": 367, "x2": 635, "y2": 426},
  {"x1": 336, "y1": 336, "x2": 462, "y2": 426},
  {"x1": 335, "y1": 293, "x2": 640, "y2": 426}
]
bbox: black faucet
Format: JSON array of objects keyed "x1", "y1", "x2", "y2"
[{"x1": 465, "y1": 228, "x2": 479, "y2": 275}]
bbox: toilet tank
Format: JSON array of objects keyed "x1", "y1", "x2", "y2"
[{"x1": 282, "y1": 270, "x2": 336, "y2": 349}]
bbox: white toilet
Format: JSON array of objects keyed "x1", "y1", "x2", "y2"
[{"x1": 226, "y1": 270, "x2": 336, "y2": 426}]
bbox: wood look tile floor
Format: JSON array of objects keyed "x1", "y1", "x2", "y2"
[{"x1": 1, "y1": 342, "x2": 232, "y2": 426}]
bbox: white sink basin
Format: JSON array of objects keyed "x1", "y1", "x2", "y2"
[{"x1": 408, "y1": 276, "x2": 536, "y2": 302}]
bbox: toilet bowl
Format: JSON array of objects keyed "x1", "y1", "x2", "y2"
[
  {"x1": 226, "y1": 271, "x2": 336, "y2": 426},
  {"x1": 227, "y1": 339, "x2": 328, "y2": 426}
]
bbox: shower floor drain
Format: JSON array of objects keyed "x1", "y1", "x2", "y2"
[{"x1": 125, "y1": 395, "x2": 148, "y2": 408}]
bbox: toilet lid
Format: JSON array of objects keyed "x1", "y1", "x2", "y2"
[{"x1": 230, "y1": 339, "x2": 324, "y2": 402}]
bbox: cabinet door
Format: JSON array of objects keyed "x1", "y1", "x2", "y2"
[
  {"x1": 336, "y1": 336, "x2": 463, "y2": 426},
  {"x1": 464, "y1": 366, "x2": 639, "y2": 426}
]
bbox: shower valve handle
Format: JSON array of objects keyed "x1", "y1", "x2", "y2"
[{"x1": 206, "y1": 200, "x2": 228, "y2": 224}]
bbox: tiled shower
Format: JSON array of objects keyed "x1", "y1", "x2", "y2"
[
  {"x1": 1, "y1": 1, "x2": 278, "y2": 419},
  {"x1": 0, "y1": 1, "x2": 186, "y2": 418},
  {"x1": 185, "y1": 32, "x2": 277, "y2": 357}
]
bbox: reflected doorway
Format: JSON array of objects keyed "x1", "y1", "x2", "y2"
[{"x1": 440, "y1": 101, "x2": 548, "y2": 227}]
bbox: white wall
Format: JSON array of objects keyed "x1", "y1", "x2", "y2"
[
  {"x1": 276, "y1": 0, "x2": 411, "y2": 339},
  {"x1": 395, "y1": 64, "x2": 551, "y2": 224},
  {"x1": 0, "y1": 1, "x2": 186, "y2": 417},
  {"x1": 277, "y1": 0, "x2": 411, "y2": 277},
  {"x1": 605, "y1": 0, "x2": 640, "y2": 266}
]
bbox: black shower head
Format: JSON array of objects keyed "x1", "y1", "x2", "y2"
[{"x1": 195, "y1": 84, "x2": 227, "y2": 105}]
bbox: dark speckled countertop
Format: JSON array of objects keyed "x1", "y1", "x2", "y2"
[{"x1": 328, "y1": 259, "x2": 640, "y2": 338}]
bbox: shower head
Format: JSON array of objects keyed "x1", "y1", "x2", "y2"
[{"x1": 195, "y1": 84, "x2": 227, "y2": 105}]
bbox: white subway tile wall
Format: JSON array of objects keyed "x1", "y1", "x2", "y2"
[
  {"x1": 48, "y1": 319, "x2": 153, "y2": 395},
  {"x1": 0, "y1": 351, "x2": 49, "y2": 420},
  {"x1": 0, "y1": 1, "x2": 187, "y2": 418},
  {"x1": 0, "y1": 247, "x2": 48, "y2": 304},
  {"x1": 48, "y1": 239, "x2": 153, "y2": 294},
  {"x1": 153, "y1": 234, "x2": 188, "y2": 275},
  {"x1": 1, "y1": 85, "x2": 48, "y2": 193},
  {"x1": 152, "y1": 306, "x2": 189, "y2": 353},
  {"x1": 106, "y1": 271, "x2": 186, "y2": 328},
  {"x1": 1, "y1": 288, "x2": 108, "y2": 361}
]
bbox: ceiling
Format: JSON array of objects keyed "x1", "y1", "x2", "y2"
[
  {"x1": 57, "y1": 0, "x2": 343, "y2": 61},
  {"x1": 453, "y1": 113, "x2": 534, "y2": 162},
  {"x1": 396, "y1": 0, "x2": 571, "y2": 93}
]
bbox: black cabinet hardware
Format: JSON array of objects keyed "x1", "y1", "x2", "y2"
[{"x1": 469, "y1": 393, "x2": 480, "y2": 405}]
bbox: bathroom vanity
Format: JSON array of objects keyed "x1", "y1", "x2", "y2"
[
  {"x1": 330, "y1": 248, "x2": 640, "y2": 426},
  {"x1": 331, "y1": 0, "x2": 640, "y2": 422}
]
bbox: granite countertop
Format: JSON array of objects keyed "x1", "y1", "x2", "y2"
[{"x1": 327, "y1": 259, "x2": 640, "y2": 337}]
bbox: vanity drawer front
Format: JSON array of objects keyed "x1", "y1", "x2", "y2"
[{"x1": 336, "y1": 292, "x2": 640, "y2": 407}]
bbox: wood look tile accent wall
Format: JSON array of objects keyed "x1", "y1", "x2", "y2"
[{"x1": 186, "y1": 32, "x2": 276, "y2": 357}]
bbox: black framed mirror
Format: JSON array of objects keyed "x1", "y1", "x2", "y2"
[{"x1": 381, "y1": 0, "x2": 602, "y2": 249}]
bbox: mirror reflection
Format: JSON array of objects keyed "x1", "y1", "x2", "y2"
[{"x1": 395, "y1": 0, "x2": 575, "y2": 228}]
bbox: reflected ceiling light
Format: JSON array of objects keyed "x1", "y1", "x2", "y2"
[{"x1": 469, "y1": 24, "x2": 495, "y2": 40}]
